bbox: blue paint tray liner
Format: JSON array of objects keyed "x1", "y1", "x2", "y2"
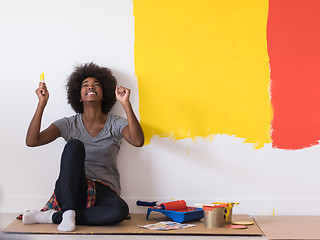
[{"x1": 146, "y1": 207, "x2": 204, "y2": 223}]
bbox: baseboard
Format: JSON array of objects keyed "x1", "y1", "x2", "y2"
[
  {"x1": 1, "y1": 195, "x2": 319, "y2": 215},
  {"x1": 125, "y1": 198, "x2": 320, "y2": 215},
  {"x1": 0, "y1": 196, "x2": 50, "y2": 213}
]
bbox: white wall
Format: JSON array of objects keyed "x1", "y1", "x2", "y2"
[{"x1": 1, "y1": 0, "x2": 320, "y2": 216}]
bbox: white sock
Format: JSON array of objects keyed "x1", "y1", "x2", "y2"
[
  {"x1": 57, "y1": 210, "x2": 76, "y2": 232},
  {"x1": 22, "y1": 209, "x2": 56, "y2": 224}
]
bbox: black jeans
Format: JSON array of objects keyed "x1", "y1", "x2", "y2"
[{"x1": 52, "y1": 139, "x2": 129, "y2": 226}]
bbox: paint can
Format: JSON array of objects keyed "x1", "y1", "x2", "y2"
[
  {"x1": 212, "y1": 202, "x2": 239, "y2": 224},
  {"x1": 203, "y1": 206, "x2": 225, "y2": 228}
]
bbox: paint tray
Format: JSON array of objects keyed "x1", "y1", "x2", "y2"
[{"x1": 146, "y1": 207, "x2": 204, "y2": 223}]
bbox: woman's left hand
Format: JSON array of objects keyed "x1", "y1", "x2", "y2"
[
  {"x1": 115, "y1": 86, "x2": 130, "y2": 105},
  {"x1": 115, "y1": 86, "x2": 144, "y2": 147}
]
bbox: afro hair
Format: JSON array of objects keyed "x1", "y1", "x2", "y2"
[{"x1": 66, "y1": 62, "x2": 117, "y2": 114}]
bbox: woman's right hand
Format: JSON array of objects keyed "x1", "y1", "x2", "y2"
[
  {"x1": 36, "y1": 82, "x2": 49, "y2": 104},
  {"x1": 26, "y1": 81, "x2": 60, "y2": 147}
]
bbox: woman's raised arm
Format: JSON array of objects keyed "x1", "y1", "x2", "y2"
[
  {"x1": 26, "y1": 82, "x2": 60, "y2": 147},
  {"x1": 115, "y1": 86, "x2": 144, "y2": 147}
]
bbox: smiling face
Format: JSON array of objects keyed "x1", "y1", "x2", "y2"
[{"x1": 80, "y1": 77, "x2": 103, "y2": 102}]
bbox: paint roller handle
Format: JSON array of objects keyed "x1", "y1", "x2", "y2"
[{"x1": 136, "y1": 201, "x2": 158, "y2": 207}]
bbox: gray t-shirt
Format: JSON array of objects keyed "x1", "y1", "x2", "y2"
[{"x1": 53, "y1": 114, "x2": 128, "y2": 194}]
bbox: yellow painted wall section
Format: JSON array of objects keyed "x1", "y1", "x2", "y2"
[{"x1": 133, "y1": 0, "x2": 272, "y2": 148}]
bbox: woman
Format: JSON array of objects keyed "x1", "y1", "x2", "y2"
[{"x1": 22, "y1": 63, "x2": 144, "y2": 232}]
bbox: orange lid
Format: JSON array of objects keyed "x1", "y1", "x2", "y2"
[{"x1": 202, "y1": 204, "x2": 228, "y2": 211}]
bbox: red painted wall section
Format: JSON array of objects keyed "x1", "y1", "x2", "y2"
[{"x1": 268, "y1": 0, "x2": 320, "y2": 149}]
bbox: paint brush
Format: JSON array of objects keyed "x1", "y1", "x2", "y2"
[
  {"x1": 40, "y1": 72, "x2": 45, "y2": 95},
  {"x1": 40, "y1": 72, "x2": 45, "y2": 83}
]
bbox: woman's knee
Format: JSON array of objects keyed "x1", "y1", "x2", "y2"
[
  {"x1": 107, "y1": 199, "x2": 129, "y2": 225},
  {"x1": 61, "y1": 139, "x2": 85, "y2": 163},
  {"x1": 75, "y1": 201, "x2": 128, "y2": 226},
  {"x1": 117, "y1": 199, "x2": 129, "y2": 220},
  {"x1": 65, "y1": 139, "x2": 85, "y2": 152}
]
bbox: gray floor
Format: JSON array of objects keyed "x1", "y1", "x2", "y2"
[{"x1": 0, "y1": 213, "x2": 267, "y2": 240}]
